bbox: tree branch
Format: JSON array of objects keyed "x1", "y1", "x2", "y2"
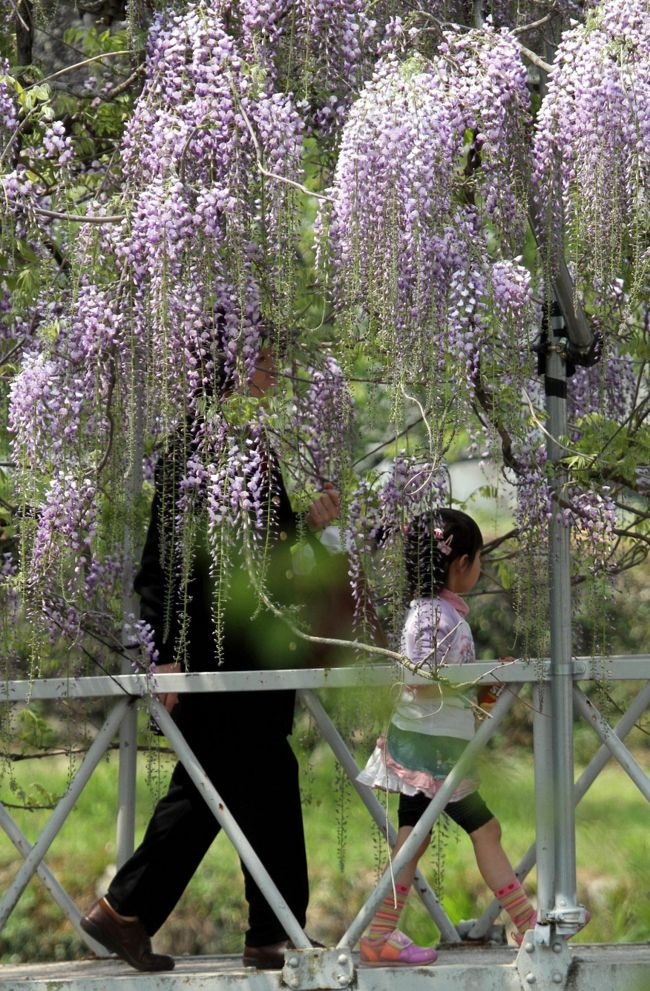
[
  {"x1": 231, "y1": 81, "x2": 333, "y2": 204},
  {"x1": 34, "y1": 206, "x2": 126, "y2": 224},
  {"x1": 31, "y1": 50, "x2": 132, "y2": 87},
  {"x1": 473, "y1": 379, "x2": 523, "y2": 473}
]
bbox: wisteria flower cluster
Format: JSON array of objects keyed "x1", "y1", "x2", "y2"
[
  {"x1": 42, "y1": 121, "x2": 74, "y2": 167},
  {"x1": 286, "y1": 356, "x2": 353, "y2": 489},
  {"x1": 5, "y1": 1, "x2": 312, "y2": 661},
  {"x1": 30, "y1": 473, "x2": 97, "y2": 582},
  {"x1": 107, "y1": 0, "x2": 306, "y2": 424},
  {"x1": 438, "y1": 26, "x2": 530, "y2": 246},
  {"x1": 238, "y1": 0, "x2": 377, "y2": 133},
  {"x1": 4, "y1": 0, "x2": 647, "y2": 680},
  {"x1": 0, "y1": 59, "x2": 18, "y2": 152},
  {"x1": 9, "y1": 286, "x2": 119, "y2": 477},
  {"x1": 533, "y1": 0, "x2": 650, "y2": 298},
  {"x1": 326, "y1": 53, "x2": 463, "y2": 343},
  {"x1": 508, "y1": 332, "x2": 636, "y2": 583},
  {"x1": 325, "y1": 27, "x2": 532, "y2": 410},
  {"x1": 345, "y1": 457, "x2": 449, "y2": 639}
]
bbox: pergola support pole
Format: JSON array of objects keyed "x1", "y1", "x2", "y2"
[
  {"x1": 533, "y1": 682, "x2": 556, "y2": 923},
  {"x1": 116, "y1": 385, "x2": 144, "y2": 868},
  {"x1": 545, "y1": 302, "x2": 583, "y2": 935}
]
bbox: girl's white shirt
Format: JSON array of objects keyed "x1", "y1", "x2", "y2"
[{"x1": 392, "y1": 592, "x2": 476, "y2": 742}]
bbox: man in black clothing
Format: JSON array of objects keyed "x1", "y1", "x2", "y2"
[{"x1": 81, "y1": 352, "x2": 340, "y2": 971}]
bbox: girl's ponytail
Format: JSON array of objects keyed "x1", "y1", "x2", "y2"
[{"x1": 405, "y1": 509, "x2": 483, "y2": 597}]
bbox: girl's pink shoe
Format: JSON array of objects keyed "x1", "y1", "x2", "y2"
[{"x1": 360, "y1": 929, "x2": 438, "y2": 967}]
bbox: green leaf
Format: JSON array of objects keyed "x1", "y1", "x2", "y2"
[
  {"x1": 16, "y1": 239, "x2": 39, "y2": 264},
  {"x1": 221, "y1": 394, "x2": 262, "y2": 426},
  {"x1": 496, "y1": 561, "x2": 514, "y2": 590},
  {"x1": 16, "y1": 267, "x2": 39, "y2": 294}
]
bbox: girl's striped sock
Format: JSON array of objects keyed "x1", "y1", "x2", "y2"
[
  {"x1": 365, "y1": 883, "x2": 410, "y2": 943},
  {"x1": 496, "y1": 880, "x2": 536, "y2": 937}
]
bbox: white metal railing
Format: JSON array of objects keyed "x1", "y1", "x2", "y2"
[{"x1": 1, "y1": 655, "x2": 649, "y2": 983}]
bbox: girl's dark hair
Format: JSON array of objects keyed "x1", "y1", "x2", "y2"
[{"x1": 405, "y1": 509, "x2": 483, "y2": 598}]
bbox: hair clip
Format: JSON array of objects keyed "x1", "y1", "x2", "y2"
[{"x1": 433, "y1": 527, "x2": 453, "y2": 556}]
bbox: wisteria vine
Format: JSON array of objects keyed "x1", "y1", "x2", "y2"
[{"x1": 0, "y1": 0, "x2": 647, "y2": 678}]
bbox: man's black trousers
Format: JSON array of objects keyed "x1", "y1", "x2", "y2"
[{"x1": 106, "y1": 729, "x2": 309, "y2": 947}]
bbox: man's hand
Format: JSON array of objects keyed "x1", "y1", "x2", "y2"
[
  {"x1": 306, "y1": 483, "x2": 340, "y2": 531},
  {"x1": 477, "y1": 662, "x2": 512, "y2": 713},
  {"x1": 155, "y1": 662, "x2": 180, "y2": 713}
]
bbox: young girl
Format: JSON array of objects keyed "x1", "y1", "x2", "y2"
[{"x1": 357, "y1": 508, "x2": 536, "y2": 966}]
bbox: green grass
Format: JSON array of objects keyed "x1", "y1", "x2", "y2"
[{"x1": 0, "y1": 722, "x2": 648, "y2": 963}]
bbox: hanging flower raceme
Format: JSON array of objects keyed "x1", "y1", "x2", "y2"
[
  {"x1": 533, "y1": 0, "x2": 650, "y2": 299},
  {"x1": 173, "y1": 410, "x2": 277, "y2": 558},
  {"x1": 9, "y1": 354, "x2": 61, "y2": 469},
  {"x1": 346, "y1": 457, "x2": 449, "y2": 640},
  {"x1": 0, "y1": 59, "x2": 18, "y2": 153},
  {"x1": 326, "y1": 53, "x2": 463, "y2": 345},
  {"x1": 438, "y1": 26, "x2": 530, "y2": 247},
  {"x1": 8, "y1": 286, "x2": 125, "y2": 648},
  {"x1": 104, "y1": 0, "x2": 306, "y2": 440},
  {"x1": 287, "y1": 356, "x2": 354, "y2": 490},
  {"x1": 19, "y1": 469, "x2": 122, "y2": 646},
  {"x1": 9, "y1": 286, "x2": 121, "y2": 478},
  {"x1": 238, "y1": 0, "x2": 376, "y2": 133},
  {"x1": 510, "y1": 342, "x2": 633, "y2": 584},
  {"x1": 377, "y1": 457, "x2": 448, "y2": 534},
  {"x1": 568, "y1": 351, "x2": 637, "y2": 430},
  {"x1": 325, "y1": 26, "x2": 531, "y2": 404},
  {"x1": 120, "y1": 1, "x2": 304, "y2": 245},
  {"x1": 30, "y1": 473, "x2": 98, "y2": 582},
  {"x1": 42, "y1": 121, "x2": 74, "y2": 167}
]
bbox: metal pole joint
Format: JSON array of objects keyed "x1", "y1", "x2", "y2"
[
  {"x1": 517, "y1": 929, "x2": 571, "y2": 990},
  {"x1": 281, "y1": 948, "x2": 354, "y2": 990}
]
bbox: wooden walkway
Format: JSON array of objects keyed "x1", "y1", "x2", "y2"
[{"x1": 2, "y1": 945, "x2": 649, "y2": 991}]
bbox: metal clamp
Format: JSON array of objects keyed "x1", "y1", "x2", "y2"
[
  {"x1": 282, "y1": 947, "x2": 355, "y2": 990},
  {"x1": 548, "y1": 903, "x2": 590, "y2": 936},
  {"x1": 540, "y1": 659, "x2": 588, "y2": 679}
]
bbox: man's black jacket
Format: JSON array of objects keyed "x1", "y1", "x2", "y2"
[{"x1": 134, "y1": 446, "x2": 302, "y2": 740}]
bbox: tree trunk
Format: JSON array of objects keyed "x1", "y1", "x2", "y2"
[{"x1": 15, "y1": 0, "x2": 34, "y2": 68}]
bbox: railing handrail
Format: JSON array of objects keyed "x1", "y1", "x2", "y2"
[{"x1": 1, "y1": 655, "x2": 649, "y2": 701}]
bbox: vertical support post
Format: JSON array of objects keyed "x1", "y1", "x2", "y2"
[
  {"x1": 116, "y1": 362, "x2": 145, "y2": 867},
  {"x1": 532, "y1": 683, "x2": 555, "y2": 923},
  {"x1": 116, "y1": 702, "x2": 138, "y2": 867},
  {"x1": 545, "y1": 303, "x2": 580, "y2": 933}
]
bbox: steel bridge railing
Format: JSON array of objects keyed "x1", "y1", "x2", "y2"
[{"x1": 1, "y1": 655, "x2": 649, "y2": 986}]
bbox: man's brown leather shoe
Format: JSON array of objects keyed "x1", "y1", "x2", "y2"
[
  {"x1": 243, "y1": 937, "x2": 325, "y2": 970},
  {"x1": 243, "y1": 940, "x2": 289, "y2": 970},
  {"x1": 80, "y1": 897, "x2": 175, "y2": 972}
]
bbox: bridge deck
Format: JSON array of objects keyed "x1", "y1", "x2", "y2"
[{"x1": 1, "y1": 945, "x2": 649, "y2": 991}]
